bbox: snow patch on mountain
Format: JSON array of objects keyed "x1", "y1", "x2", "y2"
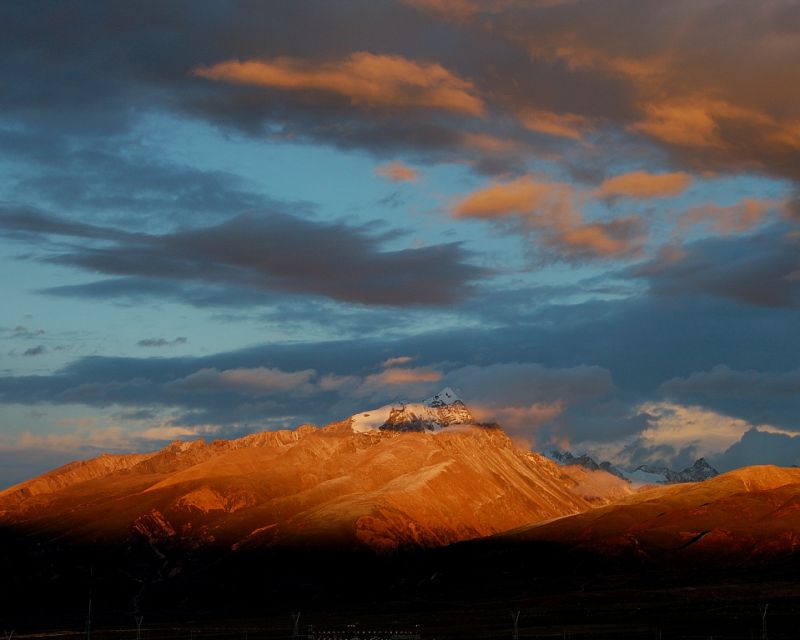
[{"x1": 350, "y1": 387, "x2": 474, "y2": 433}]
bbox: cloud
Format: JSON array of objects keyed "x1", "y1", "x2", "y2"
[
  {"x1": 11, "y1": 325, "x2": 45, "y2": 338},
  {"x1": 719, "y1": 428, "x2": 800, "y2": 470},
  {"x1": 635, "y1": 401, "x2": 754, "y2": 461},
  {"x1": 137, "y1": 337, "x2": 188, "y2": 348},
  {"x1": 516, "y1": 108, "x2": 590, "y2": 140},
  {"x1": 544, "y1": 216, "x2": 646, "y2": 261},
  {"x1": 453, "y1": 175, "x2": 572, "y2": 219},
  {"x1": 600, "y1": 399, "x2": 800, "y2": 472},
  {"x1": 23, "y1": 345, "x2": 46, "y2": 357},
  {"x1": 4, "y1": 0, "x2": 800, "y2": 183},
  {"x1": 0, "y1": 420, "x2": 246, "y2": 487},
  {"x1": 353, "y1": 366, "x2": 444, "y2": 401},
  {"x1": 631, "y1": 98, "x2": 800, "y2": 168},
  {"x1": 403, "y1": 0, "x2": 487, "y2": 20},
  {"x1": 374, "y1": 161, "x2": 420, "y2": 182},
  {"x1": 595, "y1": 170, "x2": 692, "y2": 199},
  {"x1": 441, "y1": 362, "x2": 616, "y2": 443},
  {"x1": 474, "y1": 401, "x2": 564, "y2": 434},
  {"x1": 459, "y1": 132, "x2": 524, "y2": 155},
  {"x1": 678, "y1": 198, "x2": 779, "y2": 235},
  {"x1": 656, "y1": 365, "x2": 800, "y2": 432},
  {"x1": 169, "y1": 367, "x2": 317, "y2": 396},
  {"x1": 661, "y1": 365, "x2": 800, "y2": 399},
  {"x1": 413, "y1": 0, "x2": 800, "y2": 180},
  {"x1": 380, "y1": 356, "x2": 416, "y2": 367},
  {"x1": 192, "y1": 52, "x2": 485, "y2": 116},
  {"x1": 631, "y1": 224, "x2": 800, "y2": 307},
  {"x1": 0, "y1": 207, "x2": 484, "y2": 307},
  {"x1": 366, "y1": 367, "x2": 442, "y2": 385},
  {"x1": 2, "y1": 287, "x2": 800, "y2": 464},
  {"x1": 1, "y1": 427, "x2": 131, "y2": 456},
  {"x1": 452, "y1": 175, "x2": 647, "y2": 260}
]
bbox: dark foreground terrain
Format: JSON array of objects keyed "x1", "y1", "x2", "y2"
[{"x1": 2, "y1": 527, "x2": 800, "y2": 640}]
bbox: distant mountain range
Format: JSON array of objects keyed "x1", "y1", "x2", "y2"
[{"x1": 547, "y1": 449, "x2": 720, "y2": 484}]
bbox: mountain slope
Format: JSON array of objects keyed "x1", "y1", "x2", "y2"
[
  {"x1": 500, "y1": 464, "x2": 800, "y2": 561},
  {"x1": 0, "y1": 421, "x2": 602, "y2": 552}
]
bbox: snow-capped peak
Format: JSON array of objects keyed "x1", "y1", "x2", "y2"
[
  {"x1": 350, "y1": 388, "x2": 473, "y2": 434},
  {"x1": 547, "y1": 448, "x2": 719, "y2": 485},
  {"x1": 424, "y1": 387, "x2": 461, "y2": 407}
]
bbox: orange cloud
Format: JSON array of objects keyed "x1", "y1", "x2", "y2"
[
  {"x1": 529, "y1": 39, "x2": 670, "y2": 84},
  {"x1": 452, "y1": 175, "x2": 646, "y2": 260},
  {"x1": 374, "y1": 367, "x2": 442, "y2": 385},
  {"x1": 405, "y1": 3, "x2": 800, "y2": 180},
  {"x1": 374, "y1": 161, "x2": 419, "y2": 182},
  {"x1": 546, "y1": 216, "x2": 646, "y2": 259},
  {"x1": 192, "y1": 52, "x2": 485, "y2": 116},
  {"x1": 632, "y1": 98, "x2": 800, "y2": 160},
  {"x1": 517, "y1": 107, "x2": 590, "y2": 140},
  {"x1": 679, "y1": 198, "x2": 777, "y2": 235},
  {"x1": 452, "y1": 175, "x2": 573, "y2": 219},
  {"x1": 632, "y1": 99, "x2": 765, "y2": 149},
  {"x1": 460, "y1": 132, "x2": 523, "y2": 154},
  {"x1": 595, "y1": 170, "x2": 692, "y2": 200}
]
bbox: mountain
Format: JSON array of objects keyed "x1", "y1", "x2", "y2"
[
  {"x1": 0, "y1": 392, "x2": 604, "y2": 553},
  {"x1": 2, "y1": 391, "x2": 800, "y2": 633},
  {"x1": 349, "y1": 386, "x2": 474, "y2": 432},
  {"x1": 499, "y1": 464, "x2": 800, "y2": 562},
  {"x1": 628, "y1": 457, "x2": 719, "y2": 484},
  {"x1": 546, "y1": 449, "x2": 628, "y2": 480},
  {"x1": 547, "y1": 449, "x2": 719, "y2": 485}
]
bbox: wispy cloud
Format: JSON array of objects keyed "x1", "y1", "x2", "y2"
[
  {"x1": 0, "y1": 207, "x2": 484, "y2": 307},
  {"x1": 137, "y1": 337, "x2": 188, "y2": 348},
  {"x1": 169, "y1": 367, "x2": 317, "y2": 396},
  {"x1": 192, "y1": 52, "x2": 485, "y2": 116},
  {"x1": 374, "y1": 161, "x2": 420, "y2": 182},
  {"x1": 595, "y1": 170, "x2": 692, "y2": 200}
]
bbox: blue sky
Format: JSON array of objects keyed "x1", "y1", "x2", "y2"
[{"x1": 1, "y1": 0, "x2": 800, "y2": 487}]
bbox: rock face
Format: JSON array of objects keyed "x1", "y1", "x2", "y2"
[{"x1": 0, "y1": 421, "x2": 600, "y2": 552}]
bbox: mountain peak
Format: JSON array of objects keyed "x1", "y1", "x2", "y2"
[
  {"x1": 350, "y1": 387, "x2": 474, "y2": 433},
  {"x1": 425, "y1": 387, "x2": 461, "y2": 407}
]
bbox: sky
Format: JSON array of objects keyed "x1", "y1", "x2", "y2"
[{"x1": 1, "y1": 0, "x2": 800, "y2": 487}]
